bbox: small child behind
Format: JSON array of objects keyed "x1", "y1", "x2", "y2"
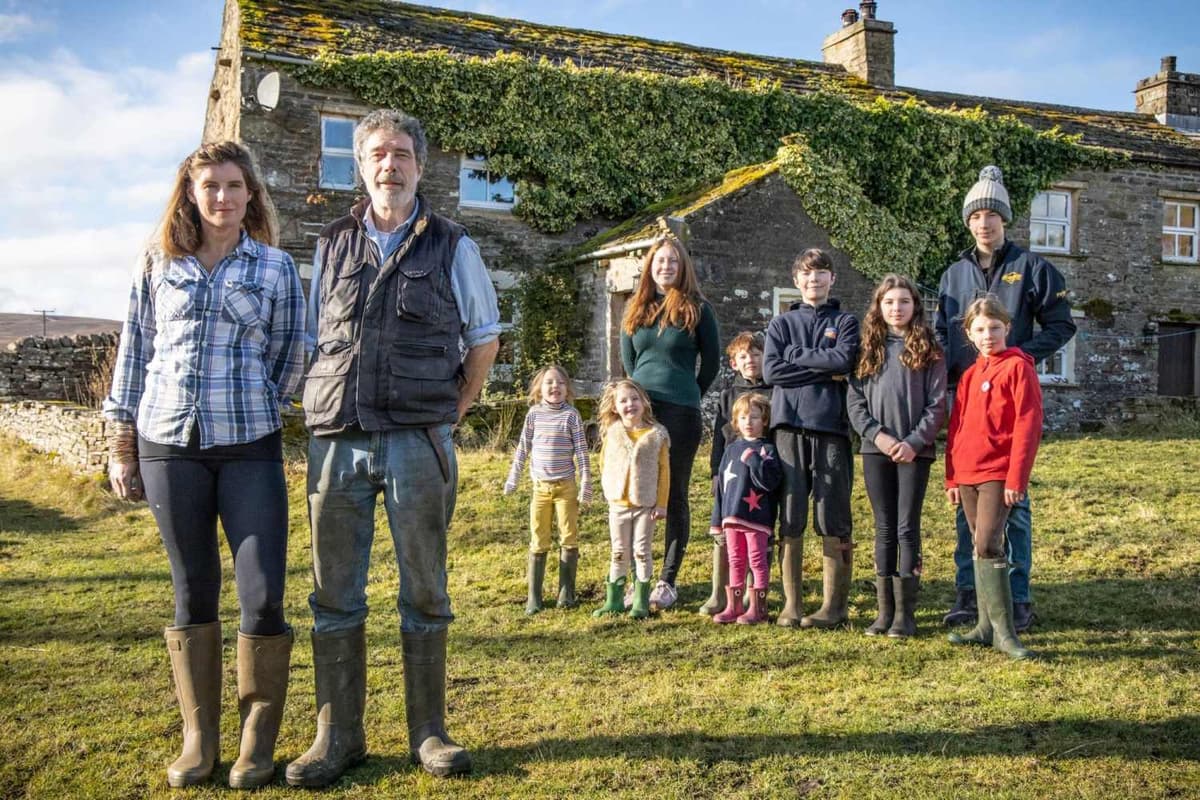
[
  {"x1": 709, "y1": 393, "x2": 782, "y2": 624},
  {"x1": 700, "y1": 331, "x2": 772, "y2": 616},
  {"x1": 946, "y1": 296, "x2": 1042, "y2": 660},
  {"x1": 592, "y1": 379, "x2": 669, "y2": 620},
  {"x1": 504, "y1": 364, "x2": 592, "y2": 614}
]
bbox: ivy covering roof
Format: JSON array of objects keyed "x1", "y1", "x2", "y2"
[{"x1": 237, "y1": 0, "x2": 1200, "y2": 166}]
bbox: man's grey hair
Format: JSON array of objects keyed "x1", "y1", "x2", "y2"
[{"x1": 353, "y1": 109, "x2": 428, "y2": 170}]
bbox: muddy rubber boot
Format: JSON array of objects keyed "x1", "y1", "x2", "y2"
[
  {"x1": 887, "y1": 576, "x2": 919, "y2": 639},
  {"x1": 525, "y1": 552, "x2": 547, "y2": 615},
  {"x1": 593, "y1": 575, "x2": 626, "y2": 617},
  {"x1": 402, "y1": 629, "x2": 473, "y2": 777},
  {"x1": 865, "y1": 576, "x2": 894, "y2": 636},
  {"x1": 948, "y1": 562, "x2": 993, "y2": 647},
  {"x1": 629, "y1": 579, "x2": 652, "y2": 620},
  {"x1": 285, "y1": 627, "x2": 367, "y2": 788},
  {"x1": 800, "y1": 537, "x2": 853, "y2": 629},
  {"x1": 556, "y1": 548, "x2": 579, "y2": 609},
  {"x1": 229, "y1": 627, "x2": 293, "y2": 789},
  {"x1": 775, "y1": 537, "x2": 804, "y2": 627},
  {"x1": 737, "y1": 588, "x2": 768, "y2": 625},
  {"x1": 698, "y1": 540, "x2": 729, "y2": 615},
  {"x1": 978, "y1": 560, "x2": 1034, "y2": 660},
  {"x1": 713, "y1": 586, "x2": 745, "y2": 624},
  {"x1": 164, "y1": 622, "x2": 222, "y2": 788}
]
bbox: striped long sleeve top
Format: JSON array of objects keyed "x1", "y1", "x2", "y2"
[{"x1": 505, "y1": 402, "x2": 593, "y2": 501}]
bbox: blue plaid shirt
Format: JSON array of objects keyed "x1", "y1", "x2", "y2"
[{"x1": 103, "y1": 234, "x2": 307, "y2": 449}]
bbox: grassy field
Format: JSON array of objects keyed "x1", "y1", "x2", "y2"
[{"x1": 0, "y1": 430, "x2": 1198, "y2": 799}]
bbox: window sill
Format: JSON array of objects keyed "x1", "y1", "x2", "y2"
[{"x1": 1038, "y1": 378, "x2": 1078, "y2": 388}]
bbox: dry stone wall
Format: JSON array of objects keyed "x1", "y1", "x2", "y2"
[
  {"x1": 0, "y1": 333, "x2": 118, "y2": 403},
  {"x1": 0, "y1": 400, "x2": 110, "y2": 475}
]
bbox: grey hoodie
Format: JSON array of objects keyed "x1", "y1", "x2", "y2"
[{"x1": 847, "y1": 334, "x2": 948, "y2": 459}]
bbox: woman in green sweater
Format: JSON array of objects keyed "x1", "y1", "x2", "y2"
[{"x1": 620, "y1": 235, "x2": 721, "y2": 609}]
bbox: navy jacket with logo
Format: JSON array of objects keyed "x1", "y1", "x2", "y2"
[{"x1": 762, "y1": 298, "x2": 860, "y2": 437}]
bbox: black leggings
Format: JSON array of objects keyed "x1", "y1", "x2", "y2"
[
  {"x1": 139, "y1": 453, "x2": 289, "y2": 635},
  {"x1": 651, "y1": 399, "x2": 702, "y2": 587},
  {"x1": 861, "y1": 454, "x2": 931, "y2": 577}
]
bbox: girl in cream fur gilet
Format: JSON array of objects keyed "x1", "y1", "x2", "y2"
[{"x1": 593, "y1": 379, "x2": 670, "y2": 620}]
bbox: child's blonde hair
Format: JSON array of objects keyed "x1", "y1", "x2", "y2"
[
  {"x1": 527, "y1": 364, "x2": 575, "y2": 406},
  {"x1": 962, "y1": 295, "x2": 1012, "y2": 334},
  {"x1": 725, "y1": 331, "x2": 763, "y2": 359},
  {"x1": 597, "y1": 379, "x2": 657, "y2": 434},
  {"x1": 730, "y1": 392, "x2": 771, "y2": 431}
]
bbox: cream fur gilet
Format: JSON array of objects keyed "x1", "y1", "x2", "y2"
[{"x1": 600, "y1": 422, "x2": 669, "y2": 506}]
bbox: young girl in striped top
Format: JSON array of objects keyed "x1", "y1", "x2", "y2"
[{"x1": 505, "y1": 364, "x2": 593, "y2": 614}]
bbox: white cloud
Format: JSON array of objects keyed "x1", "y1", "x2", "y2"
[
  {"x1": 0, "y1": 12, "x2": 34, "y2": 42},
  {"x1": 0, "y1": 48, "x2": 211, "y2": 318}
]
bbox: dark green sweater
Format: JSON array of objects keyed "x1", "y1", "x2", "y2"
[{"x1": 620, "y1": 301, "x2": 721, "y2": 408}]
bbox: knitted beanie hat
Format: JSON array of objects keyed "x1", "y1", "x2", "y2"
[{"x1": 962, "y1": 165, "x2": 1013, "y2": 225}]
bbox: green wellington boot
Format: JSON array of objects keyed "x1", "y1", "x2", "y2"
[
  {"x1": 800, "y1": 537, "x2": 853, "y2": 629},
  {"x1": 556, "y1": 548, "x2": 580, "y2": 609},
  {"x1": 978, "y1": 559, "x2": 1034, "y2": 660},
  {"x1": 698, "y1": 540, "x2": 729, "y2": 615},
  {"x1": 525, "y1": 551, "x2": 547, "y2": 615},
  {"x1": 948, "y1": 561, "x2": 992, "y2": 647},
  {"x1": 593, "y1": 575, "x2": 627, "y2": 617},
  {"x1": 164, "y1": 622, "x2": 222, "y2": 788},
  {"x1": 629, "y1": 579, "x2": 652, "y2": 620},
  {"x1": 229, "y1": 627, "x2": 293, "y2": 789},
  {"x1": 402, "y1": 630, "x2": 473, "y2": 777},
  {"x1": 864, "y1": 575, "x2": 894, "y2": 636},
  {"x1": 776, "y1": 537, "x2": 804, "y2": 627}
]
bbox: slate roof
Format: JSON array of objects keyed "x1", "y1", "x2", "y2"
[{"x1": 236, "y1": 0, "x2": 1200, "y2": 166}]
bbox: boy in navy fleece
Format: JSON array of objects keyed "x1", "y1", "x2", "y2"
[{"x1": 762, "y1": 248, "x2": 861, "y2": 629}]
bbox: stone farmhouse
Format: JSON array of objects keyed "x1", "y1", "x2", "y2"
[{"x1": 203, "y1": 0, "x2": 1200, "y2": 429}]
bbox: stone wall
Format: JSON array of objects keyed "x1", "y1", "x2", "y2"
[
  {"x1": 0, "y1": 400, "x2": 110, "y2": 474},
  {"x1": 0, "y1": 333, "x2": 118, "y2": 404}
]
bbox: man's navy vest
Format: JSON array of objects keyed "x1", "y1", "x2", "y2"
[{"x1": 303, "y1": 197, "x2": 464, "y2": 435}]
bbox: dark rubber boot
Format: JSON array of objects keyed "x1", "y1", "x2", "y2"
[
  {"x1": 698, "y1": 541, "x2": 729, "y2": 615},
  {"x1": 737, "y1": 588, "x2": 768, "y2": 625},
  {"x1": 556, "y1": 548, "x2": 579, "y2": 609},
  {"x1": 229, "y1": 627, "x2": 293, "y2": 789},
  {"x1": 800, "y1": 537, "x2": 853, "y2": 629},
  {"x1": 1013, "y1": 601, "x2": 1035, "y2": 633},
  {"x1": 864, "y1": 575, "x2": 894, "y2": 636},
  {"x1": 629, "y1": 579, "x2": 652, "y2": 620},
  {"x1": 285, "y1": 627, "x2": 367, "y2": 788},
  {"x1": 165, "y1": 622, "x2": 222, "y2": 788},
  {"x1": 979, "y1": 560, "x2": 1034, "y2": 660},
  {"x1": 593, "y1": 575, "x2": 626, "y2": 617},
  {"x1": 776, "y1": 537, "x2": 804, "y2": 627},
  {"x1": 887, "y1": 576, "x2": 919, "y2": 639},
  {"x1": 943, "y1": 588, "x2": 977, "y2": 627},
  {"x1": 403, "y1": 629, "x2": 473, "y2": 776},
  {"x1": 525, "y1": 551, "x2": 547, "y2": 615}
]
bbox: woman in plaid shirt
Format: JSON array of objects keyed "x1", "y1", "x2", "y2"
[{"x1": 103, "y1": 141, "x2": 305, "y2": 789}]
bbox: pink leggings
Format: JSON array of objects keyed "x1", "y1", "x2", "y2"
[{"x1": 726, "y1": 525, "x2": 770, "y2": 589}]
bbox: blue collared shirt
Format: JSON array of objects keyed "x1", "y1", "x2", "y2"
[
  {"x1": 103, "y1": 234, "x2": 307, "y2": 448},
  {"x1": 305, "y1": 202, "x2": 501, "y2": 354}
]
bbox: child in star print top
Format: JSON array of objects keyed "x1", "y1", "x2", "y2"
[{"x1": 709, "y1": 393, "x2": 783, "y2": 624}]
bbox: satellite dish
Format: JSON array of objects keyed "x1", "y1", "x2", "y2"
[{"x1": 256, "y1": 72, "x2": 280, "y2": 111}]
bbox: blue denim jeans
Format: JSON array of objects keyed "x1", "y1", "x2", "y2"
[
  {"x1": 306, "y1": 426, "x2": 457, "y2": 634},
  {"x1": 953, "y1": 494, "x2": 1032, "y2": 603}
]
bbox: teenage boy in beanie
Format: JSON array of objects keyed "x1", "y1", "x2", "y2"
[
  {"x1": 763, "y1": 249, "x2": 860, "y2": 629},
  {"x1": 935, "y1": 166, "x2": 1076, "y2": 633}
]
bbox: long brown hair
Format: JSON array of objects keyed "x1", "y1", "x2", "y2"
[
  {"x1": 621, "y1": 237, "x2": 705, "y2": 335},
  {"x1": 157, "y1": 141, "x2": 279, "y2": 258},
  {"x1": 596, "y1": 379, "x2": 657, "y2": 436},
  {"x1": 856, "y1": 274, "x2": 941, "y2": 379}
]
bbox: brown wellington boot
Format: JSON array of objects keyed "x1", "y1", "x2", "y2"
[
  {"x1": 285, "y1": 627, "x2": 367, "y2": 788},
  {"x1": 698, "y1": 540, "x2": 729, "y2": 616},
  {"x1": 800, "y1": 536, "x2": 853, "y2": 629},
  {"x1": 229, "y1": 627, "x2": 294, "y2": 789},
  {"x1": 402, "y1": 629, "x2": 473, "y2": 777},
  {"x1": 164, "y1": 622, "x2": 222, "y2": 788},
  {"x1": 775, "y1": 537, "x2": 804, "y2": 627}
]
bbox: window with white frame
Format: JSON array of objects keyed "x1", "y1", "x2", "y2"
[
  {"x1": 459, "y1": 155, "x2": 516, "y2": 210},
  {"x1": 320, "y1": 115, "x2": 357, "y2": 190},
  {"x1": 772, "y1": 287, "x2": 803, "y2": 317},
  {"x1": 491, "y1": 270, "x2": 518, "y2": 381},
  {"x1": 1163, "y1": 199, "x2": 1199, "y2": 264},
  {"x1": 1034, "y1": 310, "x2": 1084, "y2": 385},
  {"x1": 1030, "y1": 190, "x2": 1071, "y2": 254}
]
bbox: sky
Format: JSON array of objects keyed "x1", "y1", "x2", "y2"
[{"x1": 2, "y1": 0, "x2": 1199, "y2": 321}]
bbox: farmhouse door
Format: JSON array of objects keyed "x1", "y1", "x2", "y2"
[{"x1": 1157, "y1": 323, "x2": 1198, "y2": 396}]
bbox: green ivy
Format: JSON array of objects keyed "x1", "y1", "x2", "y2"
[{"x1": 508, "y1": 261, "x2": 591, "y2": 389}]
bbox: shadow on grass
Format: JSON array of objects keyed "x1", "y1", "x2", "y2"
[{"x1": 0, "y1": 497, "x2": 81, "y2": 535}]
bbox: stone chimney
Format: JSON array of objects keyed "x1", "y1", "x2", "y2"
[
  {"x1": 822, "y1": 1, "x2": 896, "y2": 88},
  {"x1": 1135, "y1": 55, "x2": 1200, "y2": 133}
]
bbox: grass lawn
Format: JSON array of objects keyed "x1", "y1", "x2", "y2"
[{"x1": 0, "y1": 430, "x2": 1197, "y2": 799}]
